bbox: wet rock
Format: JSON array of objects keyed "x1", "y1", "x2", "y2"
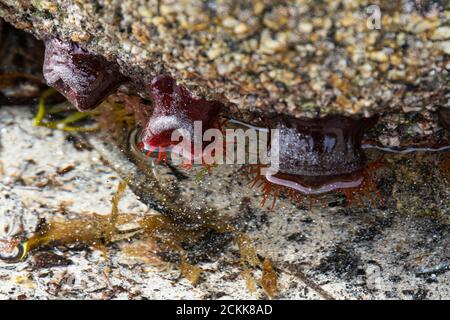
[
  {"x1": 316, "y1": 245, "x2": 361, "y2": 279},
  {"x1": 1, "y1": 1, "x2": 448, "y2": 117}
]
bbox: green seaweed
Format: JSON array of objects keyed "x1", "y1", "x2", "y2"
[{"x1": 33, "y1": 88, "x2": 99, "y2": 132}]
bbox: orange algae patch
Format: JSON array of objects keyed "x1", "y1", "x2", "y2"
[
  {"x1": 242, "y1": 268, "x2": 257, "y2": 294},
  {"x1": 120, "y1": 240, "x2": 168, "y2": 268},
  {"x1": 260, "y1": 259, "x2": 278, "y2": 299},
  {"x1": 236, "y1": 234, "x2": 278, "y2": 298},
  {"x1": 180, "y1": 257, "x2": 202, "y2": 285},
  {"x1": 237, "y1": 234, "x2": 260, "y2": 267}
]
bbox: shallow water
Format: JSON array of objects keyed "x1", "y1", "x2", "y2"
[{"x1": 0, "y1": 106, "x2": 449, "y2": 299}]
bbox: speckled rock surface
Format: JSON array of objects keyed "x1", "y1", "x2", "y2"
[
  {"x1": 0, "y1": 0, "x2": 449, "y2": 117},
  {"x1": 0, "y1": 106, "x2": 448, "y2": 300}
]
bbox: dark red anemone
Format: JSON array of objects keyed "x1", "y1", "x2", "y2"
[
  {"x1": 246, "y1": 114, "x2": 382, "y2": 208},
  {"x1": 140, "y1": 75, "x2": 223, "y2": 153},
  {"x1": 43, "y1": 38, "x2": 126, "y2": 111}
]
